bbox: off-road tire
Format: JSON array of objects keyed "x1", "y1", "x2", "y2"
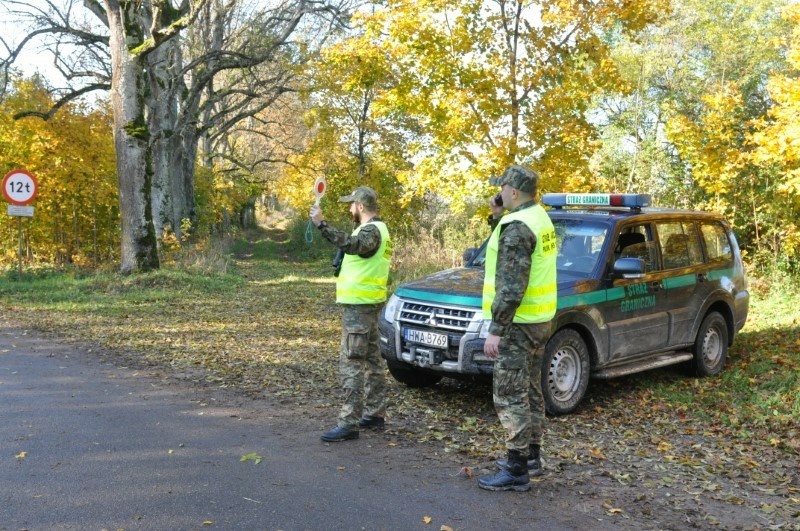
[
  {"x1": 542, "y1": 329, "x2": 591, "y2": 415},
  {"x1": 690, "y1": 311, "x2": 728, "y2": 377}
]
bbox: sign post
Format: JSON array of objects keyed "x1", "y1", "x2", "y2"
[{"x1": 2, "y1": 169, "x2": 39, "y2": 277}]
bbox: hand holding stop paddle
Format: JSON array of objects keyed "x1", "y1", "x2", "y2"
[{"x1": 308, "y1": 177, "x2": 327, "y2": 240}]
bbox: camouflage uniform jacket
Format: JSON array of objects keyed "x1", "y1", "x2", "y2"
[
  {"x1": 319, "y1": 217, "x2": 383, "y2": 257},
  {"x1": 488, "y1": 200, "x2": 542, "y2": 340}
]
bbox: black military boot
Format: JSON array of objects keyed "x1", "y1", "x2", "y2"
[
  {"x1": 357, "y1": 415, "x2": 385, "y2": 430},
  {"x1": 478, "y1": 449, "x2": 531, "y2": 492},
  {"x1": 495, "y1": 444, "x2": 542, "y2": 476},
  {"x1": 320, "y1": 425, "x2": 359, "y2": 442}
]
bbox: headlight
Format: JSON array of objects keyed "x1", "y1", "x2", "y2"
[
  {"x1": 478, "y1": 319, "x2": 492, "y2": 339},
  {"x1": 467, "y1": 311, "x2": 492, "y2": 338},
  {"x1": 383, "y1": 294, "x2": 402, "y2": 324}
]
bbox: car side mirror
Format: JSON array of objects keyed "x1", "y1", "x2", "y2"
[
  {"x1": 614, "y1": 257, "x2": 646, "y2": 279},
  {"x1": 462, "y1": 247, "x2": 478, "y2": 265}
]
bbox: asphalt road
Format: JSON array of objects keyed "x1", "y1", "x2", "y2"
[{"x1": 1, "y1": 322, "x2": 607, "y2": 530}]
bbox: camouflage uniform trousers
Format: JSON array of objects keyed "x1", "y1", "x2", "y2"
[
  {"x1": 493, "y1": 321, "x2": 551, "y2": 452},
  {"x1": 337, "y1": 303, "x2": 388, "y2": 428}
]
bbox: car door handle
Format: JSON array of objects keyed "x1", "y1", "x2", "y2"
[
  {"x1": 650, "y1": 281, "x2": 662, "y2": 291},
  {"x1": 697, "y1": 273, "x2": 707, "y2": 282}
]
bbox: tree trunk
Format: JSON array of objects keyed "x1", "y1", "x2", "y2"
[
  {"x1": 174, "y1": 129, "x2": 198, "y2": 234},
  {"x1": 148, "y1": 39, "x2": 198, "y2": 242},
  {"x1": 147, "y1": 41, "x2": 178, "y2": 243},
  {"x1": 105, "y1": 0, "x2": 159, "y2": 274}
]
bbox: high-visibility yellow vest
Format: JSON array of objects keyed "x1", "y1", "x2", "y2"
[
  {"x1": 482, "y1": 204, "x2": 557, "y2": 323},
  {"x1": 336, "y1": 221, "x2": 392, "y2": 304}
]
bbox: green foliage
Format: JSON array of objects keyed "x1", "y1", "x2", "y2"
[
  {"x1": 123, "y1": 116, "x2": 149, "y2": 140},
  {"x1": 597, "y1": 0, "x2": 795, "y2": 272},
  {"x1": 192, "y1": 163, "x2": 260, "y2": 239},
  {"x1": 282, "y1": 216, "x2": 334, "y2": 262},
  {"x1": 276, "y1": 0, "x2": 666, "y2": 230},
  {"x1": 4, "y1": 0, "x2": 800, "y2": 282},
  {"x1": 278, "y1": 30, "x2": 414, "y2": 231},
  {"x1": 747, "y1": 4, "x2": 800, "y2": 273}
]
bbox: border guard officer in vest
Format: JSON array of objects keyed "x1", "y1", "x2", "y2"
[
  {"x1": 480, "y1": 165, "x2": 557, "y2": 491},
  {"x1": 310, "y1": 186, "x2": 392, "y2": 442}
]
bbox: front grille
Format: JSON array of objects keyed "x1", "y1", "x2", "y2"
[{"x1": 399, "y1": 302, "x2": 476, "y2": 333}]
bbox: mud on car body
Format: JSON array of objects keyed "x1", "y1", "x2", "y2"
[{"x1": 378, "y1": 193, "x2": 750, "y2": 414}]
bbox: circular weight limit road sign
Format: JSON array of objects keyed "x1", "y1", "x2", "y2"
[{"x1": 2, "y1": 169, "x2": 39, "y2": 205}]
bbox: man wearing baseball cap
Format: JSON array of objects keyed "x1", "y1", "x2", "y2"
[
  {"x1": 479, "y1": 165, "x2": 557, "y2": 491},
  {"x1": 310, "y1": 186, "x2": 392, "y2": 442}
]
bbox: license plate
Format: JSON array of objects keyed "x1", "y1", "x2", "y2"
[{"x1": 403, "y1": 328, "x2": 448, "y2": 348}]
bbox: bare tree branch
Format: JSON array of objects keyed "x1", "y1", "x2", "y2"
[{"x1": 13, "y1": 82, "x2": 110, "y2": 120}]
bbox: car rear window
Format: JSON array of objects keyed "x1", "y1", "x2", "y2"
[{"x1": 701, "y1": 222, "x2": 733, "y2": 263}]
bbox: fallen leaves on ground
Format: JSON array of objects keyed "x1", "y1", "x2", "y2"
[{"x1": 2, "y1": 226, "x2": 799, "y2": 530}]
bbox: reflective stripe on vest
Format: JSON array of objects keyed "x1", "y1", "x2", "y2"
[
  {"x1": 336, "y1": 221, "x2": 392, "y2": 304},
  {"x1": 482, "y1": 204, "x2": 557, "y2": 323}
]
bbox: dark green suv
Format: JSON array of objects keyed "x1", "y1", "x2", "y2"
[{"x1": 378, "y1": 193, "x2": 750, "y2": 414}]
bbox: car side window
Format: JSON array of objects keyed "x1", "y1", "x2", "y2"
[
  {"x1": 701, "y1": 222, "x2": 732, "y2": 263},
  {"x1": 616, "y1": 224, "x2": 659, "y2": 272},
  {"x1": 658, "y1": 222, "x2": 704, "y2": 269}
]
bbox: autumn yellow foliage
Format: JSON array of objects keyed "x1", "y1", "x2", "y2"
[
  {"x1": 0, "y1": 77, "x2": 118, "y2": 267},
  {"x1": 748, "y1": 4, "x2": 800, "y2": 259}
]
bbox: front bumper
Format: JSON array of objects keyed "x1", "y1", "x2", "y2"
[{"x1": 379, "y1": 316, "x2": 493, "y2": 375}]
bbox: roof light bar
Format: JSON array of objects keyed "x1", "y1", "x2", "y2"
[{"x1": 543, "y1": 193, "x2": 652, "y2": 209}]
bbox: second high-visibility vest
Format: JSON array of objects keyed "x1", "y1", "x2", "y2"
[
  {"x1": 336, "y1": 221, "x2": 392, "y2": 304},
  {"x1": 482, "y1": 204, "x2": 557, "y2": 323}
]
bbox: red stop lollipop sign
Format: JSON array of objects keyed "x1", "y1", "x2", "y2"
[{"x1": 313, "y1": 177, "x2": 327, "y2": 205}]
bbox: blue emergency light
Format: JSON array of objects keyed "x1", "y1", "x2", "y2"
[{"x1": 543, "y1": 193, "x2": 651, "y2": 210}]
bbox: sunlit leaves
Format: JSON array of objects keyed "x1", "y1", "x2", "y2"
[
  {"x1": 747, "y1": 3, "x2": 800, "y2": 259},
  {"x1": 655, "y1": 0, "x2": 795, "y2": 265},
  {"x1": 276, "y1": 18, "x2": 413, "y2": 230},
  {"x1": 665, "y1": 84, "x2": 747, "y2": 202},
  {"x1": 299, "y1": 0, "x2": 664, "y2": 215},
  {"x1": 0, "y1": 76, "x2": 118, "y2": 266},
  {"x1": 595, "y1": 0, "x2": 797, "y2": 270}
]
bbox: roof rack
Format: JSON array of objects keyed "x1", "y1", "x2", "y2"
[{"x1": 543, "y1": 193, "x2": 651, "y2": 211}]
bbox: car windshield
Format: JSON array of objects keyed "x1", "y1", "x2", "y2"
[{"x1": 468, "y1": 219, "x2": 608, "y2": 277}]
